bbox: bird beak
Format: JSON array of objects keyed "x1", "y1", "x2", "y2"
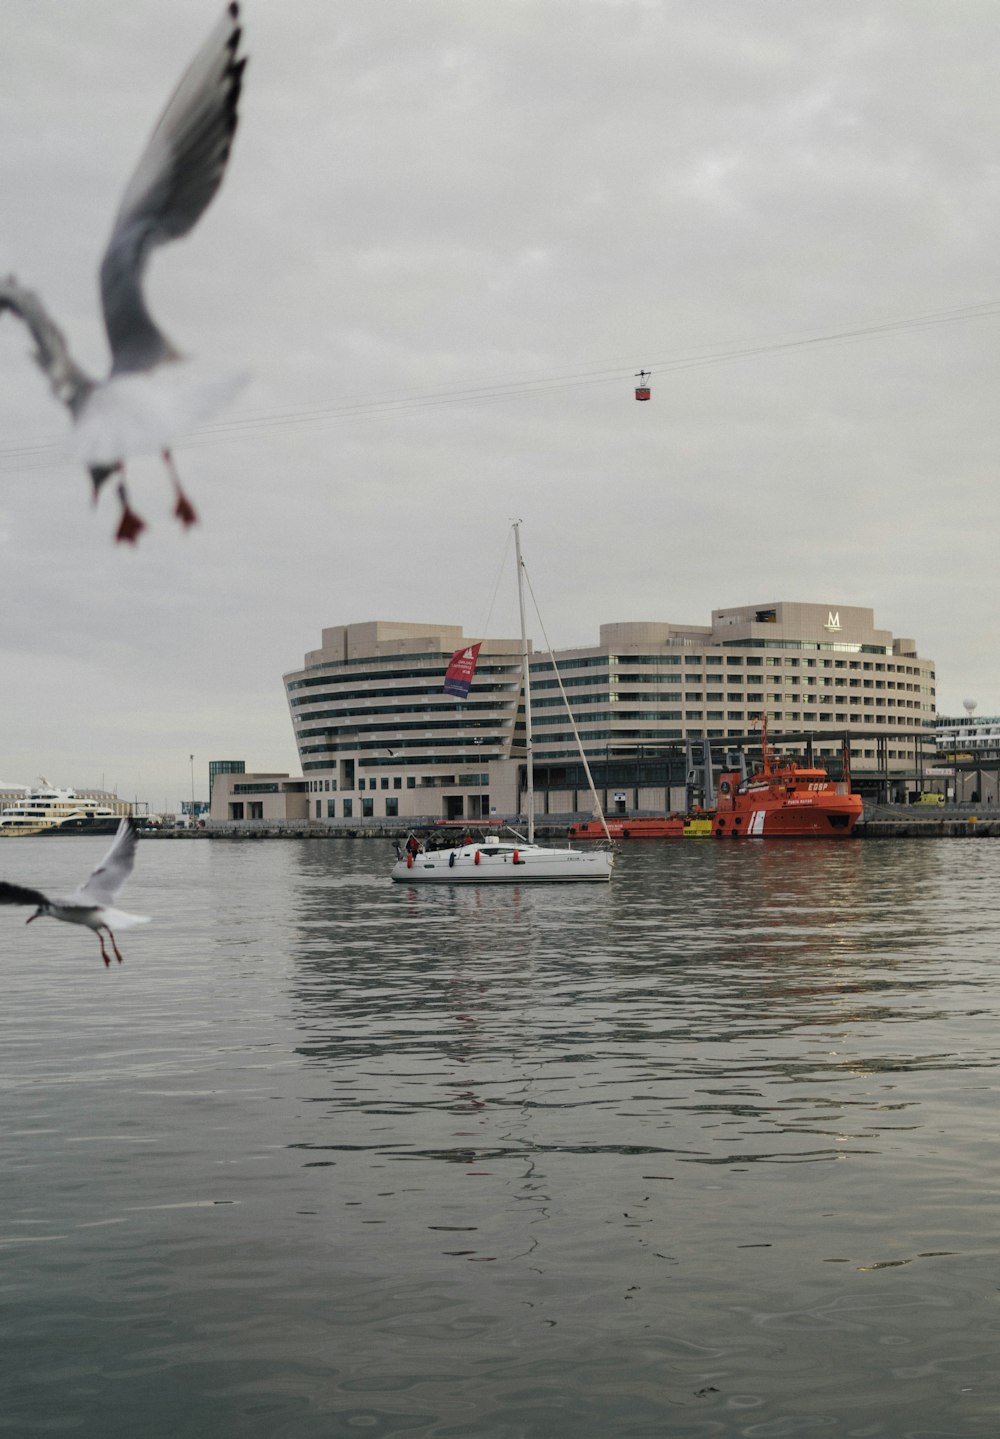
[{"x1": 26, "y1": 910, "x2": 40, "y2": 925}]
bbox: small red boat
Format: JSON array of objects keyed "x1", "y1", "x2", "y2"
[
  {"x1": 568, "y1": 814, "x2": 713, "y2": 839},
  {"x1": 713, "y1": 719, "x2": 862, "y2": 838}
]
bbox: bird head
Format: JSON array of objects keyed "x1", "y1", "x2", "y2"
[{"x1": 26, "y1": 905, "x2": 47, "y2": 925}]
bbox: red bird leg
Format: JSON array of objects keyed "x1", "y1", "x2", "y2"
[
  {"x1": 115, "y1": 480, "x2": 147, "y2": 545},
  {"x1": 98, "y1": 931, "x2": 112, "y2": 968},
  {"x1": 162, "y1": 450, "x2": 198, "y2": 528},
  {"x1": 108, "y1": 930, "x2": 125, "y2": 965}
]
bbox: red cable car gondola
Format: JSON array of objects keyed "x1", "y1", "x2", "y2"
[{"x1": 634, "y1": 369, "x2": 651, "y2": 401}]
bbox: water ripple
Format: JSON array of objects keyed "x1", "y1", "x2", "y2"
[{"x1": 2, "y1": 836, "x2": 1000, "y2": 1434}]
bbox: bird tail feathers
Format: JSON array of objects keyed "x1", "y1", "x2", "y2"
[{"x1": 102, "y1": 908, "x2": 151, "y2": 931}]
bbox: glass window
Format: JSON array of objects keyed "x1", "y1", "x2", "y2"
[
  {"x1": 362, "y1": 798, "x2": 374, "y2": 818},
  {"x1": 406, "y1": 777, "x2": 416, "y2": 789},
  {"x1": 385, "y1": 797, "x2": 399, "y2": 817},
  {"x1": 393, "y1": 777, "x2": 402, "y2": 789},
  {"x1": 342, "y1": 798, "x2": 353, "y2": 817},
  {"x1": 327, "y1": 799, "x2": 336, "y2": 818}
]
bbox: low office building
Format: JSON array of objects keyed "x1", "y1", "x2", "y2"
[
  {"x1": 209, "y1": 603, "x2": 937, "y2": 824},
  {"x1": 210, "y1": 772, "x2": 310, "y2": 823}
]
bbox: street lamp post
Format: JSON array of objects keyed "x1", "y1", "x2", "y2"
[{"x1": 190, "y1": 754, "x2": 195, "y2": 821}]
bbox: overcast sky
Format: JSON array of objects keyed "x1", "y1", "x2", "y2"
[{"x1": 3, "y1": 0, "x2": 1000, "y2": 808}]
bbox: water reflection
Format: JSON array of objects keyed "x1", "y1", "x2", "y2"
[{"x1": 283, "y1": 840, "x2": 1000, "y2": 1180}]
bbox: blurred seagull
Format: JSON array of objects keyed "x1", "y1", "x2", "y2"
[
  {"x1": 0, "y1": 817, "x2": 150, "y2": 966},
  {"x1": 0, "y1": 4, "x2": 247, "y2": 543}
]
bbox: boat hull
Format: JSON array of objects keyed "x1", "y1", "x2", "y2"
[
  {"x1": 713, "y1": 798, "x2": 861, "y2": 837},
  {"x1": 40, "y1": 817, "x2": 125, "y2": 836},
  {"x1": 569, "y1": 816, "x2": 712, "y2": 839},
  {"x1": 392, "y1": 841, "x2": 613, "y2": 883}
]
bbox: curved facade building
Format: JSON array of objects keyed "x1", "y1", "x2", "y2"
[
  {"x1": 283, "y1": 621, "x2": 525, "y2": 822},
  {"x1": 211, "y1": 602, "x2": 937, "y2": 824}
]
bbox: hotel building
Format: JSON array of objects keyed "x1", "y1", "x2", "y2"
[{"x1": 210, "y1": 603, "x2": 937, "y2": 823}]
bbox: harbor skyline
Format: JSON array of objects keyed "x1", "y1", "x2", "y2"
[{"x1": 4, "y1": 1, "x2": 1000, "y2": 812}]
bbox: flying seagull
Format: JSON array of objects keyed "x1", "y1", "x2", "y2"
[
  {"x1": 0, "y1": 4, "x2": 247, "y2": 544},
  {"x1": 0, "y1": 817, "x2": 150, "y2": 966}
]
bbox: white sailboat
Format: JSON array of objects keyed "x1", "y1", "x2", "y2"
[{"x1": 391, "y1": 523, "x2": 614, "y2": 884}]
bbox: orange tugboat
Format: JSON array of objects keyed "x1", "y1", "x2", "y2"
[{"x1": 713, "y1": 718, "x2": 862, "y2": 838}]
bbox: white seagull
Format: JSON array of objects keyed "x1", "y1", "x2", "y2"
[
  {"x1": 0, "y1": 817, "x2": 150, "y2": 967},
  {"x1": 0, "y1": 4, "x2": 247, "y2": 544}
]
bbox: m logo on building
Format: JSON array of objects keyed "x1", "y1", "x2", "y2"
[{"x1": 824, "y1": 611, "x2": 841, "y2": 631}]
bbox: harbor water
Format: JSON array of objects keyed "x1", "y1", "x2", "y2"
[{"x1": 2, "y1": 835, "x2": 999, "y2": 1436}]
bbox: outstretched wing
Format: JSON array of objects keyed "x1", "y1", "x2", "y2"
[
  {"x1": 73, "y1": 818, "x2": 139, "y2": 905},
  {"x1": 0, "y1": 276, "x2": 95, "y2": 415},
  {"x1": 99, "y1": 3, "x2": 247, "y2": 371},
  {"x1": 0, "y1": 881, "x2": 48, "y2": 909}
]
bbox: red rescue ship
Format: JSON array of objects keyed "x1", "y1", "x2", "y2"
[{"x1": 713, "y1": 718, "x2": 862, "y2": 838}]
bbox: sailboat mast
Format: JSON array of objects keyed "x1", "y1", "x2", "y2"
[{"x1": 513, "y1": 521, "x2": 534, "y2": 844}]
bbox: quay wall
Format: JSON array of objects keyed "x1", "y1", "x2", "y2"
[
  {"x1": 138, "y1": 807, "x2": 1000, "y2": 840},
  {"x1": 857, "y1": 805, "x2": 1000, "y2": 838}
]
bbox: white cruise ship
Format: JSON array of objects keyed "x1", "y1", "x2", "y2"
[
  {"x1": 0, "y1": 782, "x2": 129, "y2": 837},
  {"x1": 935, "y1": 718, "x2": 1000, "y2": 754}
]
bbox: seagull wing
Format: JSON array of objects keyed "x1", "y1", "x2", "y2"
[
  {"x1": 0, "y1": 276, "x2": 95, "y2": 415},
  {"x1": 99, "y1": 3, "x2": 247, "y2": 371},
  {"x1": 0, "y1": 881, "x2": 48, "y2": 908},
  {"x1": 73, "y1": 818, "x2": 139, "y2": 905}
]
